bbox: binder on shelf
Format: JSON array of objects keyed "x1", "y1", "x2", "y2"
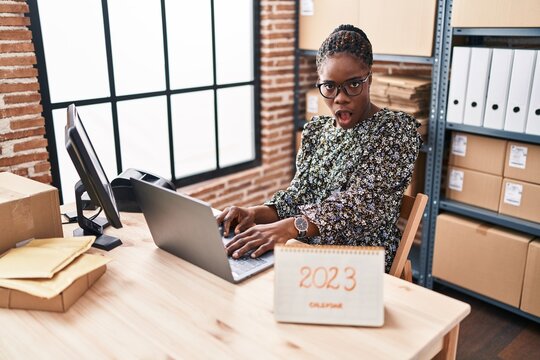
[
  {"x1": 483, "y1": 49, "x2": 514, "y2": 130},
  {"x1": 446, "y1": 47, "x2": 471, "y2": 124},
  {"x1": 525, "y1": 50, "x2": 540, "y2": 136},
  {"x1": 504, "y1": 50, "x2": 537, "y2": 133},
  {"x1": 463, "y1": 48, "x2": 492, "y2": 127}
]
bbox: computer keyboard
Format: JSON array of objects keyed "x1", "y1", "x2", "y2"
[{"x1": 229, "y1": 254, "x2": 268, "y2": 274}]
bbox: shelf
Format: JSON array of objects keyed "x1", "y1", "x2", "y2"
[
  {"x1": 453, "y1": 27, "x2": 540, "y2": 37},
  {"x1": 446, "y1": 123, "x2": 540, "y2": 145},
  {"x1": 434, "y1": 278, "x2": 540, "y2": 324},
  {"x1": 298, "y1": 49, "x2": 434, "y2": 64},
  {"x1": 439, "y1": 199, "x2": 540, "y2": 237}
]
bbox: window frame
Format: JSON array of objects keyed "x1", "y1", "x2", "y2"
[{"x1": 29, "y1": 0, "x2": 261, "y2": 203}]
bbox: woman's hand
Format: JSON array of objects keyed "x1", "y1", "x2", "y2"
[
  {"x1": 216, "y1": 206, "x2": 256, "y2": 237},
  {"x1": 225, "y1": 218, "x2": 297, "y2": 259}
]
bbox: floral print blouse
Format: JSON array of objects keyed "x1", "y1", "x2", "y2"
[{"x1": 265, "y1": 108, "x2": 422, "y2": 272}]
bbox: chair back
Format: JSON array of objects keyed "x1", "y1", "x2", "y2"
[{"x1": 389, "y1": 193, "x2": 428, "y2": 281}]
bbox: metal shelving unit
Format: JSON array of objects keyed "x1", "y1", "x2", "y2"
[
  {"x1": 425, "y1": 3, "x2": 540, "y2": 323},
  {"x1": 292, "y1": 0, "x2": 449, "y2": 286}
]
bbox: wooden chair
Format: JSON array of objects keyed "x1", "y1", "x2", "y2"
[{"x1": 389, "y1": 193, "x2": 429, "y2": 282}]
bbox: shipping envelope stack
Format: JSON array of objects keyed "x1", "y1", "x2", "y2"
[
  {"x1": 0, "y1": 236, "x2": 110, "y2": 312},
  {"x1": 371, "y1": 74, "x2": 431, "y2": 140}
]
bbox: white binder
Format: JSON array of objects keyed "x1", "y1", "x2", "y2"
[
  {"x1": 483, "y1": 49, "x2": 514, "y2": 130},
  {"x1": 525, "y1": 51, "x2": 540, "y2": 135},
  {"x1": 504, "y1": 50, "x2": 537, "y2": 133},
  {"x1": 464, "y1": 48, "x2": 492, "y2": 127},
  {"x1": 447, "y1": 47, "x2": 471, "y2": 124}
]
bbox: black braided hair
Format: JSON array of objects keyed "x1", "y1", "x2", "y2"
[{"x1": 316, "y1": 24, "x2": 373, "y2": 71}]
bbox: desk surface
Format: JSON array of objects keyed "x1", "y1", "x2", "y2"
[{"x1": 0, "y1": 210, "x2": 470, "y2": 359}]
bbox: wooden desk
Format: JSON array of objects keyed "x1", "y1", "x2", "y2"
[{"x1": 0, "y1": 211, "x2": 470, "y2": 359}]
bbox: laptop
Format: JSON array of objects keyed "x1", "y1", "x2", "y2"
[{"x1": 131, "y1": 177, "x2": 274, "y2": 283}]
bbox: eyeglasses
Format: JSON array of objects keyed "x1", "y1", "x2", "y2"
[{"x1": 316, "y1": 72, "x2": 372, "y2": 99}]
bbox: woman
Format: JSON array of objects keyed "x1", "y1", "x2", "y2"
[{"x1": 217, "y1": 24, "x2": 422, "y2": 272}]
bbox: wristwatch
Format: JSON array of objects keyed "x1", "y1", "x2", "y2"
[{"x1": 294, "y1": 215, "x2": 309, "y2": 240}]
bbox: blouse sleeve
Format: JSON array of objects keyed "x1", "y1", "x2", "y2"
[
  {"x1": 264, "y1": 117, "x2": 322, "y2": 218},
  {"x1": 299, "y1": 113, "x2": 422, "y2": 243}
]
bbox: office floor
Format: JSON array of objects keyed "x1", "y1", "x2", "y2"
[{"x1": 434, "y1": 284, "x2": 540, "y2": 360}]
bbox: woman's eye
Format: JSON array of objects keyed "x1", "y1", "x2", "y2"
[
  {"x1": 348, "y1": 81, "x2": 361, "y2": 89},
  {"x1": 324, "y1": 83, "x2": 335, "y2": 90}
]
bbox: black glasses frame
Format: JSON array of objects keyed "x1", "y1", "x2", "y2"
[{"x1": 316, "y1": 71, "x2": 372, "y2": 99}]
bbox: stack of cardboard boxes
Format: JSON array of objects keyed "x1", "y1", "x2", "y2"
[
  {"x1": 433, "y1": 133, "x2": 540, "y2": 317},
  {"x1": 0, "y1": 172, "x2": 107, "y2": 312}
]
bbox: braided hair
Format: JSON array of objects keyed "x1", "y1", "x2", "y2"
[{"x1": 316, "y1": 24, "x2": 373, "y2": 72}]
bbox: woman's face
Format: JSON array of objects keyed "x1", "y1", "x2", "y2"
[{"x1": 317, "y1": 53, "x2": 372, "y2": 129}]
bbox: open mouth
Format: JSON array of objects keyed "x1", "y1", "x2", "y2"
[{"x1": 335, "y1": 109, "x2": 352, "y2": 122}]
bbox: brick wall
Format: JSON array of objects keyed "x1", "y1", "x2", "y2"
[{"x1": 0, "y1": 0, "x2": 50, "y2": 183}]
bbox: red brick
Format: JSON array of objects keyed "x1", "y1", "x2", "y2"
[
  {"x1": 0, "y1": 55, "x2": 36, "y2": 66},
  {"x1": 9, "y1": 117, "x2": 45, "y2": 130},
  {"x1": 0, "y1": 3, "x2": 29, "y2": 13},
  {"x1": 0, "y1": 82, "x2": 39, "y2": 93},
  {"x1": 0, "y1": 29, "x2": 32, "y2": 40},
  {"x1": 0, "y1": 16, "x2": 30, "y2": 26},
  {"x1": 9, "y1": 167, "x2": 28, "y2": 177},
  {"x1": 0, "y1": 67, "x2": 38, "y2": 79},
  {"x1": 1, "y1": 105, "x2": 42, "y2": 119},
  {"x1": 0, "y1": 151, "x2": 48, "y2": 167},
  {"x1": 3, "y1": 93, "x2": 42, "y2": 105},
  {"x1": 0, "y1": 127, "x2": 45, "y2": 141},
  {"x1": 13, "y1": 138, "x2": 48, "y2": 152},
  {"x1": 34, "y1": 161, "x2": 51, "y2": 173},
  {"x1": 0, "y1": 42, "x2": 34, "y2": 53}
]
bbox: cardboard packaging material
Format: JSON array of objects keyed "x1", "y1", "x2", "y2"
[
  {"x1": 448, "y1": 132, "x2": 507, "y2": 176},
  {"x1": 445, "y1": 166, "x2": 502, "y2": 211},
  {"x1": 0, "y1": 172, "x2": 63, "y2": 254},
  {"x1": 520, "y1": 239, "x2": 540, "y2": 317},
  {"x1": 498, "y1": 179, "x2": 540, "y2": 223},
  {"x1": 299, "y1": 0, "x2": 437, "y2": 56},
  {"x1": 433, "y1": 213, "x2": 533, "y2": 307},
  {"x1": 305, "y1": 88, "x2": 333, "y2": 121},
  {"x1": 299, "y1": 0, "x2": 359, "y2": 50},
  {"x1": 503, "y1": 141, "x2": 540, "y2": 185},
  {"x1": 452, "y1": 0, "x2": 540, "y2": 28},
  {"x1": 0, "y1": 265, "x2": 106, "y2": 312}
]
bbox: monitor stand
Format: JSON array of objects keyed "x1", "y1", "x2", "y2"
[{"x1": 73, "y1": 180, "x2": 122, "y2": 251}]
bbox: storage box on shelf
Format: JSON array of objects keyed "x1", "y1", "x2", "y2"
[{"x1": 433, "y1": 213, "x2": 533, "y2": 308}]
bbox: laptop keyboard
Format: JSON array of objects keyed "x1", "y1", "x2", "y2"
[
  {"x1": 220, "y1": 226, "x2": 270, "y2": 275},
  {"x1": 228, "y1": 253, "x2": 268, "y2": 274}
]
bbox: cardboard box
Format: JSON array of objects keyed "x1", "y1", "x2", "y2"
[
  {"x1": 305, "y1": 88, "x2": 333, "y2": 121},
  {"x1": 405, "y1": 152, "x2": 426, "y2": 196},
  {"x1": 452, "y1": 0, "x2": 540, "y2": 28},
  {"x1": 0, "y1": 172, "x2": 63, "y2": 254},
  {"x1": 0, "y1": 265, "x2": 106, "y2": 312},
  {"x1": 433, "y1": 213, "x2": 533, "y2": 307},
  {"x1": 498, "y1": 179, "x2": 540, "y2": 223},
  {"x1": 299, "y1": 0, "x2": 437, "y2": 56},
  {"x1": 446, "y1": 166, "x2": 502, "y2": 211},
  {"x1": 521, "y1": 239, "x2": 540, "y2": 317},
  {"x1": 503, "y1": 142, "x2": 540, "y2": 185},
  {"x1": 299, "y1": 0, "x2": 359, "y2": 51},
  {"x1": 448, "y1": 132, "x2": 507, "y2": 176},
  {"x1": 357, "y1": 0, "x2": 437, "y2": 57}
]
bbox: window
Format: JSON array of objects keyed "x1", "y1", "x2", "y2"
[{"x1": 30, "y1": 0, "x2": 260, "y2": 204}]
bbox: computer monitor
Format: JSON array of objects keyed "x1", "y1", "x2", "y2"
[{"x1": 65, "y1": 103, "x2": 122, "y2": 250}]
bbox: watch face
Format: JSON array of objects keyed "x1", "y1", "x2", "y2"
[{"x1": 295, "y1": 216, "x2": 308, "y2": 232}]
